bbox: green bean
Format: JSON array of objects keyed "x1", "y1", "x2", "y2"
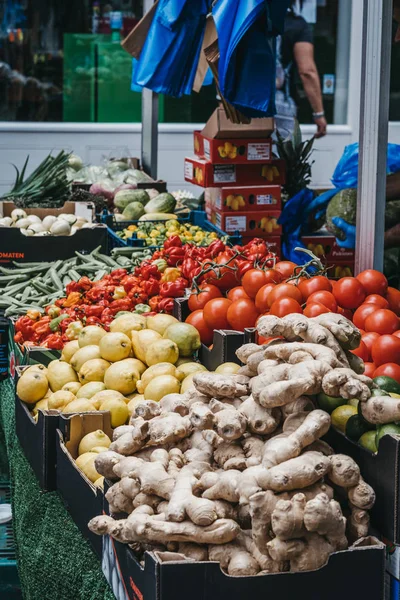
[
  {"x1": 21, "y1": 286, "x2": 33, "y2": 302},
  {"x1": 0, "y1": 295, "x2": 30, "y2": 307},
  {"x1": 3, "y1": 280, "x2": 34, "y2": 295},
  {"x1": 63, "y1": 276, "x2": 72, "y2": 286},
  {"x1": 31, "y1": 280, "x2": 54, "y2": 294},
  {"x1": 75, "y1": 265, "x2": 103, "y2": 273},
  {"x1": 68, "y1": 270, "x2": 81, "y2": 281},
  {"x1": 75, "y1": 251, "x2": 103, "y2": 265},
  {"x1": 92, "y1": 251, "x2": 119, "y2": 268},
  {"x1": 5, "y1": 305, "x2": 44, "y2": 317},
  {"x1": 0, "y1": 273, "x2": 28, "y2": 283},
  {"x1": 49, "y1": 268, "x2": 63, "y2": 290},
  {"x1": 93, "y1": 269, "x2": 108, "y2": 281},
  {"x1": 12, "y1": 261, "x2": 52, "y2": 269}
]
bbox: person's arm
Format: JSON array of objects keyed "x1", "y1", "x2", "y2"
[
  {"x1": 387, "y1": 171, "x2": 400, "y2": 201},
  {"x1": 293, "y1": 41, "x2": 327, "y2": 138}
]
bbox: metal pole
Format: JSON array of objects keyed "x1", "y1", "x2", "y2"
[
  {"x1": 141, "y1": 0, "x2": 159, "y2": 179},
  {"x1": 355, "y1": 0, "x2": 392, "y2": 273}
]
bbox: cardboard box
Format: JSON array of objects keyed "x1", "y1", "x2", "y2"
[
  {"x1": 15, "y1": 367, "x2": 60, "y2": 491},
  {"x1": 301, "y1": 234, "x2": 355, "y2": 262},
  {"x1": 184, "y1": 157, "x2": 286, "y2": 188},
  {"x1": 0, "y1": 201, "x2": 107, "y2": 264},
  {"x1": 56, "y1": 413, "x2": 111, "y2": 558},
  {"x1": 212, "y1": 210, "x2": 282, "y2": 237},
  {"x1": 326, "y1": 261, "x2": 355, "y2": 278},
  {"x1": 200, "y1": 107, "x2": 275, "y2": 140},
  {"x1": 194, "y1": 132, "x2": 273, "y2": 164},
  {"x1": 325, "y1": 428, "x2": 400, "y2": 543},
  {"x1": 103, "y1": 536, "x2": 385, "y2": 600},
  {"x1": 205, "y1": 186, "x2": 281, "y2": 212}
]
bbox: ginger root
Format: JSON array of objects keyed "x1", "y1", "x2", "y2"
[{"x1": 193, "y1": 372, "x2": 249, "y2": 398}]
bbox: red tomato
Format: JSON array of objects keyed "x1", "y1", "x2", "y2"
[
  {"x1": 203, "y1": 252, "x2": 239, "y2": 291},
  {"x1": 226, "y1": 299, "x2": 260, "y2": 331},
  {"x1": 270, "y1": 298, "x2": 303, "y2": 317},
  {"x1": 298, "y1": 276, "x2": 332, "y2": 300},
  {"x1": 185, "y1": 310, "x2": 214, "y2": 345},
  {"x1": 307, "y1": 290, "x2": 337, "y2": 312},
  {"x1": 364, "y1": 309, "x2": 400, "y2": 335},
  {"x1": 267, "y1": 283, "x2": 303, "y2": 308},
  {"x1": 188, "y1": 284, "x2": 222, "y2": 312},
  {"x1": 351, "y1": 340, "x2": 369, "y2": 362},
  {"x1": 203, "y1": 298, "x2": 232, "y2": 330},
  {"x1": 227, "y1": 286, "x2": 250, "y2": 302},
  {"x1": 386, "y1": 287, "x2": 400, "y2": 316},
  {"x1": 361, "y1": 331, "x2": 380, "y2": 357},
  {"x1": 274, "y1": 261, "x2": 297, "y2": 279},
  {"x1": 353, "y1": 303, "x2": 379, "y2": 330},
  {"x1": 363, "y1": 362, "x2": 376, "y2": 378},
  {"x1": 255, "y1": 283, "x2": 276, "y2": 313},
  {"x1": 303, "y1": 302, "x2": 331, "y2": 318},
  {"x1": 371, "y1": 334, "x2": 400, "y2": 367},
  {"x1": 242, "y1": 268, "x2": 282, "y2": 298},
  {"x1": 333, "y1": 277, "x2": 366, "y2": 309},
  {"x1": 337, "y1": 307, "x2": 354, "y2": 320},
  {"x1": 364, "y1": 294, "x2": 389, "y2": 309},
  {"x1": 356, "y1": 270, "x2": 388, "y2": 296},
  {"x1": 373, "y1": 363, "x2": 400, "y2": 383},
  {"x1": 394, "y1": 331, "x2": 400, "y2": 339}
]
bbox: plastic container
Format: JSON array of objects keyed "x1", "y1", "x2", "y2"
[
  {"x1": 0, "y1": 484, "x2": 21, "y2": 599},
  {"x1": 104, "y1": 210, "x2": 242, "y2": 251}
]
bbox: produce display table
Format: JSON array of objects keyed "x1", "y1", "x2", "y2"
[{"x1": 0, "y1": 379, "x2": 114, "y2": 600}]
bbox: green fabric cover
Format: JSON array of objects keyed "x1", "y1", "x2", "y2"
[{"x1": 0, "y1": 379, "x2": 114, "y2": 600}]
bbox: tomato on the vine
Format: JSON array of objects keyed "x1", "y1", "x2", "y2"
[
  {"x1": 363, "y1": 362, "x2": 376, "y2": 378},
  {"x1": 351, "y1": 340, "x2": 369, "y2": 362},
  {"x1": 361, "y1": 331, "x2": 380, "y2": 356},
  {"x1": 188, "y1": 284, "x2": 222, "y2": 312},
  {"x1": 332, "y1": 277, "x2": 366, "y2": 309},
  {"x1": 373, "y1": 363, "x2": 400, "y2": 383},
  {"x1": 394, "y1": 331, "x2": 400, "y2": 339},
  {"x1": 227, "y1": 299, "x2": 260, "y2": 331},
  {"x1": 255, "y1": 283, "x2": 276, "y2": 313},
  {"x1": 270, "y1": 298, "x2": 302, "y2": 317},
  {"x1": 203, "y1": 297, "x2": 232, "y2": 330},
  {"x1": 337, "y1": 307, "x2": 354, "y2": 320},
  {"x1": 307, "y1": 290, "x2": 337, "y2": 312},
  {"x1": 353, "y1": 303, "x2": 379, "y2": 330},
  {"x1": 227, "y1": 286, "x2": 250, "y2": 302},
  {"x1": 371, "y1": 335, "x2": 400, "y2": 367},
  {"x1": 386, "y1": 287, "x2": 400, "y2": 316},
  {"x1": 364, "y1": 309, "x2": 399, "y2": 335},
  {"x1": 298, "y1": 276, "x2": 332, "y2": 300},
  {"x1": 274, "y1": 261, "x2": 297, "y2": 279},
  {"x1": 364, "y1": 294, "x2": 389, "y2": 309},
  {"x1": 241, "y1": 268, "x2": 281, "y2": 299},
  {"x1": 303, "y1": 302, "x2": 331, "y2": 318},
  {"x1": 203, "y1": 252, "x2": 239, "y2": 291},
  {"x1": 185, "y1": 310, "x2": 214, "y2": 345},
  {"x1": 267, "y1": 283, "x2": 303, "y2": 308},
  {"x1": 356, "y1": 269, "x2": 388, "y2": 296}
]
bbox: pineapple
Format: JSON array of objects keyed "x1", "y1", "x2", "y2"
[{"x1": 276, "y1": 119, "x2": 315, "y2": 202}]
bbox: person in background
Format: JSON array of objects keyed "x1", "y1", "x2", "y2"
[{"x1": 275, "y1": 0, "x2": 327, "y2": 139}]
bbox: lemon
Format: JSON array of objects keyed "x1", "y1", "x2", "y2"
[
  {"x1": 62, "y1": 399, "x2": 97, "y2": 414},
  {"x1": 70, "y1": 345, "x2": 102, "y2": 373},
  {"x1": 61, "y1": 340, "x2": 80, "y2": 363},
  {"x1": 317, "y1": 392, "x2": 347, "y2": 414},
  {"x1": 94, "y1": 476, "x2": 104, "y2": 489},
  {"x1": 144, "y1": 375, "x2": 181, "y2": 402},
  {"x1": 145, "y1": 339, "x2": 179, "y2": 366},
  {"x1": 76, "y1": 453, "x2": 100, "y2": 483},
  {"x1": 78, "y1": 326, "x2": 106, "y2": 348},
  {"x1": 17, "y1": 371, "x2": 49, "y2": 404},
  {"x1": 146, "y1": 314, "x2": 179, "y2": 336},
  {"x1": 62, "y1": 382, "x2": 82, "y2": 395},
  {"x1": 215, "y1": 363, "x2": 241, "y2": 375},
  {"x1": 99, "y1": 332, "x2": 132, "y2": 362},
  {"x1": 389, "y1": 393, "x2": 400, "y2": 399},
  {"x1": 348, "y1": 398, "x2": 359, "y2": 408},
  {"x1": 48, "y1": 390, "x2": 76, "y2": 410},
  {"x1": 358, "y1": 431, "x2": 378, "y2": 453},
  {"x1": 99, "y1": 398, "x2": 129, "y2": 428},
  {"x1": 47, "y1": 360, "x2": 78, "y2": 392},
  {"x1": 331, "y1": 404, "x2": 358, "y2": 433},
  {"x1": 78, "y1": 430, "x2": 111, "y2": 455},
  {"x1": 176, "y1": 362, "x2": 207, "y2": 380},
  {"x1": 180, "y1": 373, "x2": 196, "y2": 394}
]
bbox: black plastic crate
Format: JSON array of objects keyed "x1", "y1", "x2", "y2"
[{"x1": 0, "y1": 484, "x2": 22, "y2": 599}]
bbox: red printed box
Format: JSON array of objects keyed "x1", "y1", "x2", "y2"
[
  {"x1": 301, "y1": 235, "x2": 355, "y2": 262},
  {"x1": 326, "y1": 261, "x2": 355, "y2": 279},
  {"x1": 205, "y1": 185, "x2": 281, "y2": 213},
  {"x1": 194, "y1": 132, "x2": 273, "y2": 164},
  {"x1": 209, "y1": 210, "x2": 282, "y2": 236},
  {"x1": 184, "y1": 157, "x2": 286, "y2": 188}
]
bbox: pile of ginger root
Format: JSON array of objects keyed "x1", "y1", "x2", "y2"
[{"x1": 89, "y1": 312, "x2": 378, "y2": 576}]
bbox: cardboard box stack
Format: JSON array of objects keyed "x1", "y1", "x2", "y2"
[
  {"x1": 184, "y1": 108, "x2": 285, "y2": 256},
  {"x1": 301, "y1": 232, "x2": 355, "y2": 278}
]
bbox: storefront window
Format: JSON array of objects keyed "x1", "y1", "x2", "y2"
[{"x1": 0, "y1": 0, "x2": 348, "y2": 125}]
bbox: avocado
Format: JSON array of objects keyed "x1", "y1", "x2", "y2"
[
  {"x1": 326, "y1": 189, "x2": 357, "y2": 240},
  {"x1": 373, "y1": 376, "x2": 400, "y2": 395}
]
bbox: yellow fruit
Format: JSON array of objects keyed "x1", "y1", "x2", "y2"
[
  {"x1": 61, "y1": 340, "x2": 80, "y2": 363},
  {"x1": 17, "y1": 371, "x2": 48, "y2": 404},
  {"x1": 25, "y1": 364, "x2": 48, "y2": 376},
  {"x1": 126, "y1": 358, "x2": 147, "y2": 377},
  {"x1": 91, "y1": 447, "x2": 109, "y2": 454},
  {"x1": 79, "y1": 359, "x2": 110, "y2": 383},
  {"x1": 175, "y1": 357, "x2": 193, "y2": 366},
  {"x1": 76, "y1": 453, "x2": 100, "y2": 483},
  {"x1": 62, "y1": 399, "x2": 97, "y2": 414},
  {"x1": 78, "y1": 326, "x2": 107, "y2": 348},
  {"x1": 215, "y1": 362, "x2": 241, "y2": 375},
  {"x1": 109, "y1": 314, "x2": 146, "y2": 337},
  {"x1": 127, "y1": 395, "x2": 146, "y2": 415},
  {"x1": 32, "y1": 398, "x2": 49, "y2": 416},
  {"x1": 163, "y1": 323, "x2": 201, "y2": 357},
  {"x1": 103, "y1": 359, "x2": 140, "y2": 395},
  {"x1": 180, "y1": 373, "x2": 196, "y2": 394},
  {"x1": 78, "y1": 430, "x2": 111, "y2": 455},
  {"x1": 47, "y1": 360, "x2": 78, "y2": 392},
  {"x1": 137, "y1": 363, "x2": 179, "y2": 394},
  {"x1": 70, "y1": 345, "x2": 102, "y2": 373},
  {"x1": 76, "y1": 452, "x2": 98, "y2": 470},
  {"x1": 131, "y1": 329, "x2": 162, "y2": 363},
  {"x1": 94, "y1": 476, "x2": 104, "y2": 489},
  {"x1": 144, "y1": 375, "x2": 181, "y2": 402},
  {"x1": 145, "y1": 339, "x2": 179, "y2": 367},
  {"x1": 389, "y1": 393, "x2": 400, "y2": 399},
  {"x1": 91, "y1": 389, "x2": 126, "y2": 405},
  {"x1": 176, "y1": 362, "x2": 207, "y2": 380},
  {"x1": 48, "y1": 390, "x2": 76, "y2": 410},
  {"x1": 76, "y1": 381, "x2": 106, "y2": 399},
  {"x1": 62, "y1": 382, "x2": 82, "y2": 395},
  {"x1": 146, "y1": 314, "x2": 179, "y2": 336},
  {"x1": 99, "y1": 398, "x2": 129, "y2": 428},
  {"x1": 99, "y1": 332, "x2": 132, "y2": 362},
  {"x1": 331, "y1": 405, "x2": 358, "y2": 433}
]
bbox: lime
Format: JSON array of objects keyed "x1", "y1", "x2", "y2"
[
  {"x1": 358, "y1": 431, "x2": 378, "y2": 453},
  {"x1": 371, "y1": 388, "x2": 390, "y2": 397},
  {"x1": 346, "y1": 414, "x2": 369, "y2": 441},
  {"x1": 331, "y1": 404, "x2": 358, "y2": 433},
  {"x1": 376, "y1": 423, "x2": 400, "y2": 449},
  {"x1": 389, "y1": 393, "x2": 400, "y2": 399},
  {"x1": 317, "y1": 392, "x2": 347, "y2": 414},
  {"x1": 373, "y1": 376, "x2": 400, "y2": 395}
]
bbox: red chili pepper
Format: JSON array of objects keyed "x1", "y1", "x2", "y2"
[
  {"x1": 159, "y1": 277, "x2": 187, "y2": 298},
  {"x1": 44, "y1": 333, "x2": 64, "y2": 350},
  {"x1": 158, "y1": 297, "x2": 174, "y2": 313},
  {"x1": 32, "y1": 317, "x2": 52, "y2": 337},
  {"x1": 164, "y1": 236, "x2": 182, "y2": 250},
  {"x1": 85, "y1": 305, "x2": 104, "y2": 318},
  {"x1": 59, "y1": 318, "x2": 74, "y2": 333},
  {"x1": 14, "y1": 331, "x2": 25, "y2": 345},
  {"x1": 85, "y1": 286, "x2": 115, "y2": 303},
  {"x1": 205, "y1": 239, "x2": 226, "y2": 258},
  {"x1": 141, "y1": 278, "x2": 160, "y2": 296},
  {"x1": 165, "y1": 247, "x2": 186, "y2": 267},
  {"x1": 135, "y1": 261, "x2": 160, "y2": 280},
  {"x1": 149, "y1": 295, "x2": 161, "y2": 311},
  {"x1": 122, "y1": 275, "x2": 142, "y2": 293},
  {"x1": 85, "y1": 316, "x2": 102, "y2": 326},
  {"x1": 66, "y1": 277, "x2": 92, "y2": 295},
  {"x1": 237, "y1": 260, "x2": 254, "y2": 279},
  {"x1": 109, "y1": 269, "x2": 128, "y2": 281},
  {"x1": 109, "y1": 298, "x2": 133, "y2": 315},
  {"x1": 14, "y1": 316, "x2": 35, "y2": 338},
  {"x1": 100, "y1": 308, "x2": 114, "y2": 323}
]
